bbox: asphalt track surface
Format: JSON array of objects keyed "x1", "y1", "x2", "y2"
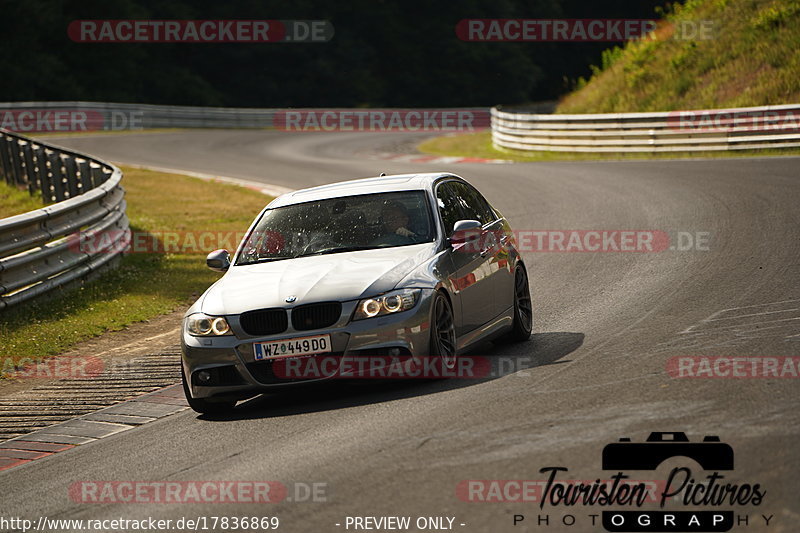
[{"x1": 3, "y1": 130, "x2": 799, "y2": 532}]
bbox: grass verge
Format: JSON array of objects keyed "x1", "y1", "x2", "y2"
[
  {"x1": 0, "y1": 166, "x2": 271, "y2": 374},
  {"x1": 0, "y1": 181, "x2": 48, "y2": 218},
  {"x1": 558, "y1": 0, "x2": 800, "y2": 113},
  {"x1": 418, "y1": 131, "x2": 800, "y2": 162}
]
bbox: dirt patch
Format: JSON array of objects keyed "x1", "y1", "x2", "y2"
[{"x1": 0, "y1": 307, "x2": 186, "y2": 396}]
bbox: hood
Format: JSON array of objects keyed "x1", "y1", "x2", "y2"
[{"x1": 200, "y1": 243, "x2": 436, "y2": 315}]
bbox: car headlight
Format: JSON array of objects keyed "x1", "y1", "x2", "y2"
[
  {"x1": 353, "y1": 289, "x2": 421, "y2": 320},
  {"x1": 186, "y1": 313, "x2": 233, "y2": 336}
]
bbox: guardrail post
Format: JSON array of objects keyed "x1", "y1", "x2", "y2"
[
  {"x1": 64, "y1": 155, "x2": 81, "y2": 197},
  {"x1": 35, "y1": 146, "x2": 54, "y2": 202},
  {"x1": 9, "y1": 139, "x2": 26, "y2": 187},
  {"x1": 21, "y1": 141, "x2": 39, "y2": 197},
  {"x1": 47, "y1": 150, "x2": 67, "y2": 201},
  {"x1": 0, "y1": 133, "x2": 10, "y2": 184},
  {"x1": 77, "y1": 159, "x2": 93, "y2": 191},
  {"x1": 91, "y1": 164, "x2": 109, "y2": 186}
]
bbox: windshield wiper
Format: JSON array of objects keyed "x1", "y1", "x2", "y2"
[
  {"x1": 295, "y1": 245, "x2": 376, "y2": 258},
  {"x1": 237, "y1": 256, "x2": 292, "y2": 265}
]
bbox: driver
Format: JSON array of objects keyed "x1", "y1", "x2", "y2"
[{"x1": 371, "y1": 201, "x2": 416, "y2": 245}]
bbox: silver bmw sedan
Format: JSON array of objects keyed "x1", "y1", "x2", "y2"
[{"x1": 181, "y1": 173, "x2": 532, "y2": 413}]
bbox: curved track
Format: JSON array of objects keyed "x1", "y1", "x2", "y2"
[{"x1": 3, "y1": 130, "x2": 798, "y2": 532}]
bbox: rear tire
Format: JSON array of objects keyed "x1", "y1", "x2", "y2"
[
  {"x1": 508, "y1": 264, "x2": 533, "y2": 342},
  {"x1": 181, "y1": 366, "x2": 236, "y2": 414}
]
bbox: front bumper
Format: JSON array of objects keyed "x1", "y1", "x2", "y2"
[{"x1": 181, "y1": 289, "x2": 434, "y2": 399}]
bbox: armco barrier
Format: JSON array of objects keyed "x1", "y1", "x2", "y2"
[
  {"x1": 0, "y1": 101, "x2": 278, "y2": 130},
  {"x1": 0, "y1": 128, "x2": 128, "y2": 310},
  {"x1": 0, "y1": 102, "x2": 492, "y2": 132},
  {"x1": 491, "y1": 104, "x2": 800, "y2": 153}
]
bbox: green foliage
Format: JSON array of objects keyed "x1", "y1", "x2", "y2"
[
  {"x1": 0, "y1": 0, "x2": 666, "y2": 107},
  {"x1": 558, "y1": 0, "x2": 800, "y2": 112},
  {"x1": 751, "y1": 0, "x2": 800, "y2": 29}
]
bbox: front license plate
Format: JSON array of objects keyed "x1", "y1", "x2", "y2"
[{"x1": 254, "y1": 334, "x2": 332, "y2": 360}]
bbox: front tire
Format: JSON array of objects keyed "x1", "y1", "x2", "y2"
[
  {"x1": 508, "y1": 264, "x2": 533, "y2": 342},
  {"x1": 429, "y1": 291, "x2": 457, "y2": 371},
  {"x1": 181, "y1": 366, "x2": 236, "y2": 414}
]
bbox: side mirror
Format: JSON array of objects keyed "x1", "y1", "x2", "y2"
[
  {"x1": 206, "y1": 249, "x2": 231, "y2": 272},
  {"x1": 448, "y1": 219, "x2": 482, "y2": 245}
]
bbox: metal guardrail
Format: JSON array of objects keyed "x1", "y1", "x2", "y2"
[
  {"x1": 491, "y1": 104, "x2": 800, "y2": 153},
  {"x1": 0, "y1": 101, "x2": 278, "y2": 130},
  {"x1": 0, "y1": 102, "x2": 495, "y2": 132},
  {"x1": 0, "y1": 128, "x2": 128, "y2": 310}
]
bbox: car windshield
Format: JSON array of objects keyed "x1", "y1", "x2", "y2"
[{"x1": 236, "y1": 191, "x2": 435, "y2": 265}]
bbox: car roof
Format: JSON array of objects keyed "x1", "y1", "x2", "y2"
[{"x1": 266, "y1": 173, "x2": 460, "y2": 208}]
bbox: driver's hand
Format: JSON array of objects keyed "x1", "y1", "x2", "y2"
[{"x1": 395, "y1": 227, "x2": 414, "y2": 237}]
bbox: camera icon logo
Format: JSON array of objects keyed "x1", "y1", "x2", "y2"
[{"x1": 602, "y1": 432, "x2": 734, "y2": 471}]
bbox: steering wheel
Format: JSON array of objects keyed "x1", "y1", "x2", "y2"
[{"x1": 301, "y1": 237, "x2": 342, "y2": 255}]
